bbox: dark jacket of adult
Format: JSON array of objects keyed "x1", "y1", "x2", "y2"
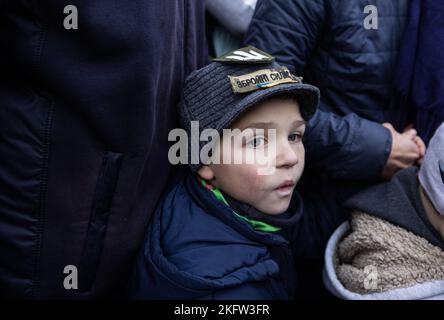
[
  {"x1": 390, "y1": 0, "x2": 444, "y2": 144},
  {"x1": 0, "y1": 0, "x2": 207, "y2": 298},
  {"x1": 245, "y1": 0, "x2": 412, "y2": 178},
  {"x1": 246, "y1": 0, "x2": 409, "y2": 123}
]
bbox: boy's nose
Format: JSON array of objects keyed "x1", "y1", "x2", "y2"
[{"x1": 276, "y1": 142, "x2": 299, "y2": 169}]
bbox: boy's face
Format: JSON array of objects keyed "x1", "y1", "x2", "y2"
[{"x1": 198, "y1": 98, "x2": 306, "y2": 215}]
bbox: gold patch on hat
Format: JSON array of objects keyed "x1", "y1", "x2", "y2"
[
  {"x1": 213, "y1": 46, "x2": 274, "y2": 64},
  {"x1": 229, "y1": 67, "x2": 303, "y2": 93}
]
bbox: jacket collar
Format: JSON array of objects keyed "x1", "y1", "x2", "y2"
[{"x1": 185, "y1": 174, "x2": 295, "y2": 246}]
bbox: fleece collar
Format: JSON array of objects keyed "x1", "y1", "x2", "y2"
[{"x1": 345, "y1": 167, "x2": 444, "y2": 250}]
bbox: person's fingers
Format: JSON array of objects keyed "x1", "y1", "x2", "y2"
[
  {"x1": 405, "y1": 138, "x2": 420, "y2": 154},
  {"x1": 414, "y1": 136, "x2": 426, "y2": 167},
  {"x1": 403, "y1": 128, "x2": 417, "y2": 140},
  {"x1": 384, "y1": 130, "x2": 423, "y2": 179},
  {"x1": 382, "y1": 122, "x2": 394, "y2": 131},
  {"x1": 392, "y1": 152, "x2": 420, "y2": 166},
  {"x1": 414, "y1": 136, "x2": 427, "y2": 157},
  {"x1": 398, "y1": 141, "x2": 420, "y2": 161}
]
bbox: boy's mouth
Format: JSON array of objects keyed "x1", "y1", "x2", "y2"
[{"x1": 275, "y1": 180, "x2": 295, "y2": 197}]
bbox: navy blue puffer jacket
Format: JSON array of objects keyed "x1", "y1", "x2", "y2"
[
  {"x1": 246, "y1": 0, "x2": 409, "y2": 123},
  {"x1": 130, "y1": 175, "x2": 340, "y2": 300}
]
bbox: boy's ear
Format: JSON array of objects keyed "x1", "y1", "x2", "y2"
[{"x1": 197, "y1": 165, "x2": 215, "y2": 181}]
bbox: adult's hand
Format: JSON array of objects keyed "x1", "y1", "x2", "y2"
[
  {"x1": 381, "y1": 123, "x2": 421, "y2": 179},
  {"x1": 403, "y1": 124, "x2": 427, "y2": 166},
  {"x1": 413, "y1": 135, "x2": 426, "y2": 165}
]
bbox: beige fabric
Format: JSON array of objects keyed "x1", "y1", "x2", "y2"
[{"x1": 335, "y1": 212, "x2": 444, "y2": 294}]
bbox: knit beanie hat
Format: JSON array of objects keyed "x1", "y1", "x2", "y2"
[{"x1": 179, "y1": 46, "x2": 320, "y2": 173}]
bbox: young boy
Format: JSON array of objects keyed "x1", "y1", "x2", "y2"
[
  {"x1": 324, "y1": 123, "x2": 444, "y2": 300},
  {"x1": 129, "y1": 47, "x2": 321, "y2": 299}
]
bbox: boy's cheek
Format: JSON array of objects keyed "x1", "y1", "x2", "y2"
[
  {"x1": 239, "y1": 164, "x2": 269, "y2": 190},
  {"x1": 299, "y1": 146, "x2": 305, "y2": 168},
  {"x1": 295, "y1": 143, "x2": 306, "y2": 170},
  {"x1": 246, "y1": 148, "x2": 276, "y2": 170}
]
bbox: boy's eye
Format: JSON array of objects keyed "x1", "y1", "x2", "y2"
[
  {"x1": 247, "y1": 136, "x2": 266, "y2": 148},
  {"x1": 289, "y1": 132, "x2": 303, "y2": 143}
]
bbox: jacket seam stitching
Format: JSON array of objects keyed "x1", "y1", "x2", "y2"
[{"x1": 30, "y1": 9, "x2": 50, "y2": 296}]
